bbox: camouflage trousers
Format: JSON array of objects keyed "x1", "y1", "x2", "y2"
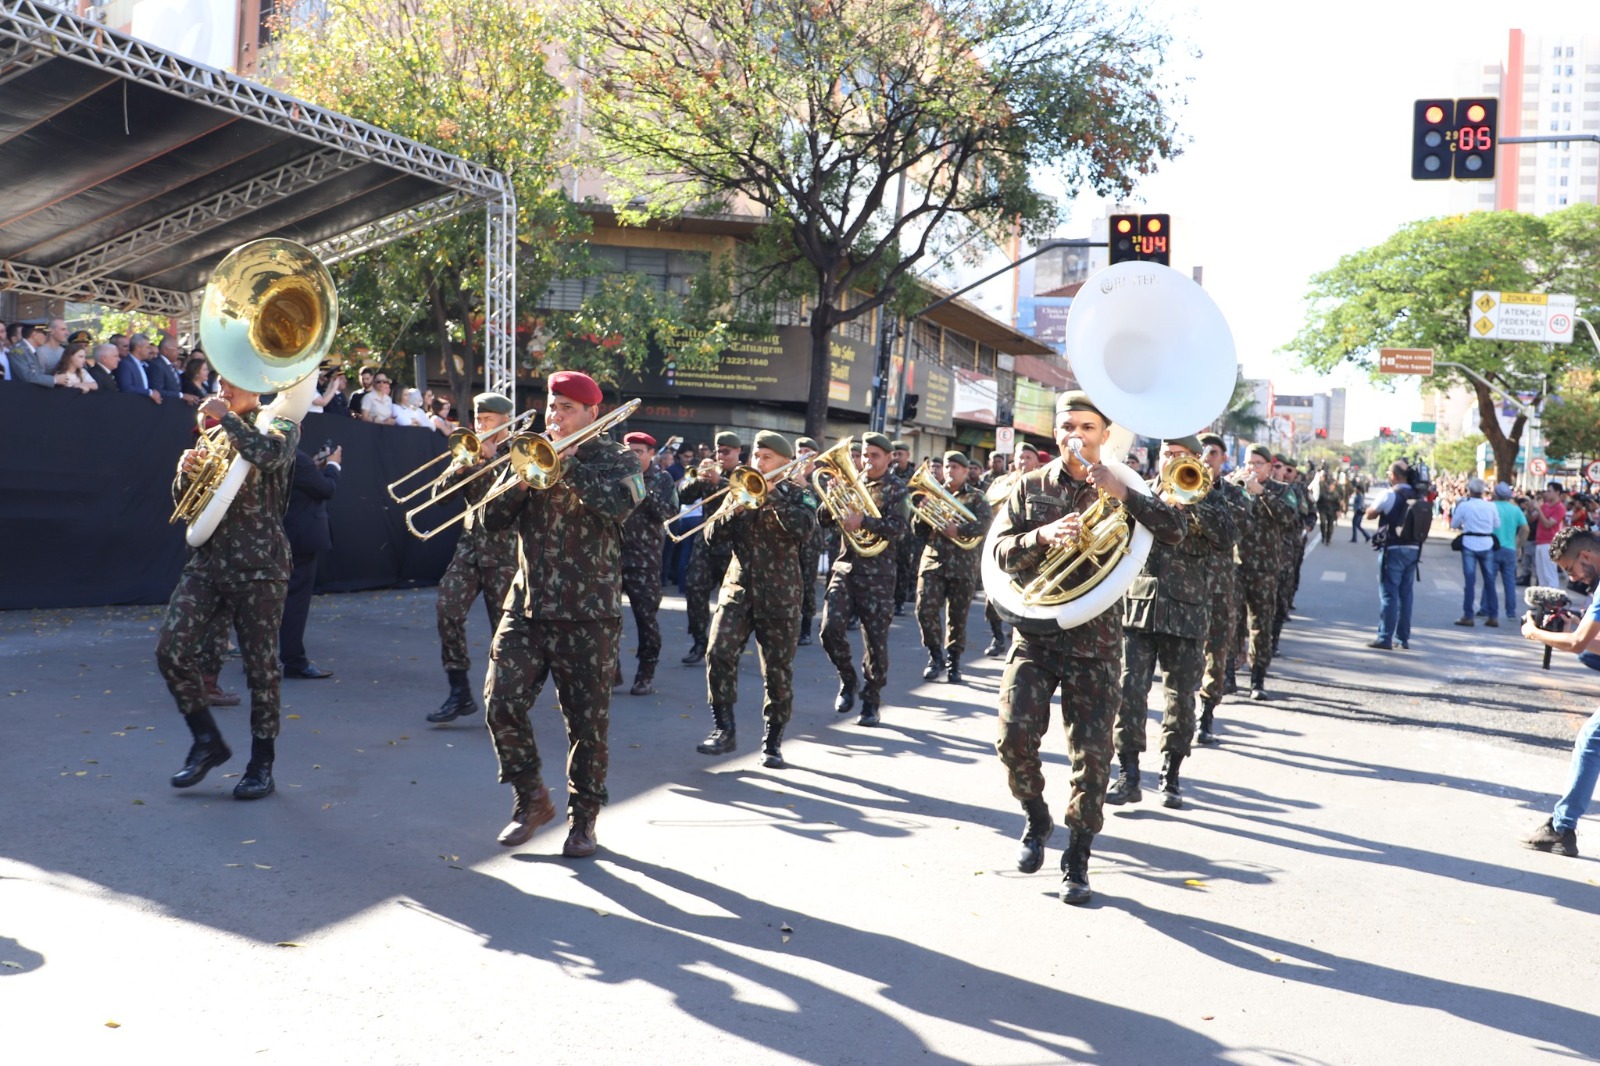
[
  {"x1": 484, "y1": 614, "x2": 619, "y2": 820},
  {"x1": 798, "y1": 537, "x2": 821, "y2": 620},
  {"x1": 706, "y1": 602, "x2": 799, "y2": 730},
  {"x1": 1117, "y1": 629, "x2": 1205, "y2": 757},
  {"x1": 685, "y1": 547, "x2": 732, "y2": 645},
  {"x1": 820, "y1": 568, "x2": 895, "y2": 700},
  {"x1": 622, "y1": 565, "x2": 663, "y2": 665},
  {"x1": 996, "y1": 633, "x2": 1118, "y2": 835},
  {"x1": 894, "y1": 534, "x2": 923, "y2": 608},
  {"x1": 437, "y1": 553, "x2": 513, "y2": 674},
  {"x1": 156, "y1": 571, "x2": 286, "y2": 739},
  {"x1": 1200, "y1": 572, "x2": 1242, "y2": 704},
  {"x1": 1275, "y1": 552, "x2": 1297, "y2": 634},
  {"x1": 1235, "y1": 568, "x2": 1279, "y2": 671},
  {"x1": 197, "y1": 618, "x2": 231, "y2": 676},
  {"x1": 915, "y1": 570, "x2": 978, "y2": 662},
  {"x1": 1318, "y1": 508, "x2": 1338, "y2": 545}
]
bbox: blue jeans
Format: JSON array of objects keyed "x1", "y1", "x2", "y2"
[
  {"x1": 1376, "y1": 545, "x2": 1420, "y2": 645},
  {"x1": 1552, "y1": 707, "x2": 1600, "y2": 832},
  {"x1": 1461, "y1": 545, "x2": 1495, "y2": 618},
  {"x1": 1490, "y1": 546, "x2": 1517, "y2": 621}
]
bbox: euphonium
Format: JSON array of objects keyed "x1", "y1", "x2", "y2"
[
  {"x1": 1011, "y1": 439, "x2": 1136, "y2": 608},
  {"x1": 907, "y1": 461, "x2": 981, "y2": 550},
  {"x1": 810, "y1": 437, "x2": 888, "y2": 558}
]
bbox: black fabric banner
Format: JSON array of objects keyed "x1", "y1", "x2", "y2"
[{"x1": 0, "y1": 387, "x2": 459, "y2": 610}]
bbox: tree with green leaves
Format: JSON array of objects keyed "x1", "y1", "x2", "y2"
[
  {"x1": 1290, "y1": 204, "x2": 1600, "y2": 479},
  {"x1": 1542, "y1": 368, "x2": 1600, "y2": 465},
  {"x1": 1432, "y1": 434, "x2": 1486, "y2": 477},
  {"x1": 563, "y1": 0, "x2": 1185, "y2": 438},
  {"x1": 1213, "y1": 370, "x2": 1266, "y2": 443}
]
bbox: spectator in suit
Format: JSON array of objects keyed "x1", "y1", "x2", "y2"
[
  {"x1": 109, "y1": 333, "x2": 130, "y2": 359},
  {"x1": 149, "y1": 335, "x2": 194, "y2": 406},
  {"x1": 87, "y1": 343, "x2": 121, "y2": 392},
  {"x1": 0, "y1": 323, "x2": 14, "y2": 383},
  {"x1": 114, "y1": 335, "x2": 162, "y2": 403},
  {"x1": 279, "y1": 444, "x2": 342, "y2": 680},
  {"x1": 181, "y1": 357, "x2": 213, "y2": 402}
]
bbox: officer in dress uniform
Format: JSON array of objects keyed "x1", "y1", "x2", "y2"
[
  {"x1": 912, "y1": 451, "x2": 993, "y2": 684},
  {"x1": 619, "y1": 431, "x2": 680, "y2": 695}
]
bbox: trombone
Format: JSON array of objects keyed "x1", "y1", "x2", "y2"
[
  {"x1": 405, "y1": 398, "x2": 641, "y2": 540},
  {"x1": 663, "y1": 454, "x2": 809, "y2": 543},
  {"x1": 385, "y1": 409, "x2": 538, "y2": 505},
  {"x1": 907, "y1": 460, "x2": 982, "y2": 549},
  {"x1": 810, "y1": 437, "x2": 888, "y2": 558}
]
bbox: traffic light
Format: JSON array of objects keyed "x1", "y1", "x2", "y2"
[
  {"x1": 1108, "y1": 213, "x2": 1171, "y2": 266},
  {"x1": 1453, "y1": 97, "x2": 1497, "y2": 180},
  {"x1": 1315, "y1": 428, "x2": 1328, "y2": 439},
  {"x1": 1412, "y1": 99, "x2": 1452, "y2": 180},
  {"x1": 901, "y1": 392, "x2": 920, "y2": 422}
]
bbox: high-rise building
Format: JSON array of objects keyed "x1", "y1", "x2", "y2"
[{"x1": 1458, "y1": 30, "x2": 1600, "y2": 214}]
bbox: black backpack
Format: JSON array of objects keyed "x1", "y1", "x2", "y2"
[{"x1": 1372, "y1": 491, "x2": 1430, "y2": 550}]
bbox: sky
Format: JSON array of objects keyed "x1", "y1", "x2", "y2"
[{"x1": 1042, "y1": 0, "x2": 1599, "y2": 442}]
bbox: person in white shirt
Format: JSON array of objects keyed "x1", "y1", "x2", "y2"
[
  {"x1": 54, "y1": 343, "x2": 97, "y2": 393},
  {"x1": 393, "y1": 387, "x2": 431, "y2": 428},
  {"x1": 1450, "y1": 477, "x2": 1501, "y2": 628},
  {"x1": 360, "y1": 373, "x2": 396, "y2": 425}
]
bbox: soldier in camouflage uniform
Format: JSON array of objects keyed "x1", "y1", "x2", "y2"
[
  {"x1": 1316, "y1": 465, "x2": 1341, "y2": 546},
  {"x1": 697, "y1": 431, "x2": 818, "y2": 766},
  {"x1": 819, "y1": 431, "x2": 907, "y2": 726},
  {"x1": 428, "y1": 393, "x2": 518, "y2": 725},
  {"x1": 480, "y1": 372, "x2": 642, "y2": 859},
  {"x1": 1271, "y1": 456, "x2": 1309, "y2": 653},
  {"x1": 1196, "y1": 432, "x2": 1248, "y2": 743},
  {"x1": 991, "y1": 392, "x2": 1185, "y2": 905},
  {"x1": 1233, "y1": 445, "x2": 1297, "y2": 700},
  {"x1": 158, "y1": 380, "x2": 300, "y2": 801},
  {"x1": 912, "y1": 451, "x2": 993, "y2": 684},
  {"x1": 1108, "y1": 436, "x2": 1236, "y2": 810},
  {"x1": 981, "y1": 444, "x2": 1040, "y2": 655},
  {"x1": 891, "y1": 440, "x2": 921, "y2": 617},
  {"x1": 792, "y1": 437, "x2": 825, "y2": 646},
  {"x1": 619, "y1": 431, "x2": 680, "y2": 695},
  {"x1": 679, "y1": 432, "x2": 743, "y2": 664}
]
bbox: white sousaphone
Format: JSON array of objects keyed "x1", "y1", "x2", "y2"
[
  {"x1": 170, "y1": 239, "x2": 337, "y2": 547},
  {"x1": 981, "y1": 259, "x2": 1236, "y2": 629}
]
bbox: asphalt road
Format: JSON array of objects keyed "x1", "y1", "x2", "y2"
[{"x1": 3, "y1": 529, "x2": 1598, "y2": 1064}]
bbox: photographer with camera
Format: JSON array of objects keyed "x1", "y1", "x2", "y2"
[{"x1": 1520, "y1": 527, "x2": 1600, "y2": 858}]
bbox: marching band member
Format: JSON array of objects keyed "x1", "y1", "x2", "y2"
[
  {"x1": 1196, "y1": 432, "x2": 1249, "y2": 743},
  {"x1": 479, "y1": 371, "x2": 642, "y2": 858},
  {"x1": 679, "y1": 432, "x2": 743, "y2": 664},
  {"x1": 619, "y1": 431, "x2": 680, "y2": 696},
  {"x1": 912, "y1": 452, "x2": 993, "y2": 685},
  {"x1": 428, "y1": 392, "x2": 517, "y2": 724},
  {"x1": 1234, "y1": 445, "x2": 1298, "y2": 700},
  {"x1": 697, "y1": 432, "x2": 818, "y2": 766},
  {"x1": 990, "y1": 391, "x2": 1185, "y2": 904},
  {"x1": 792, "y1": 436, "x2": 825, "y2": 646}
]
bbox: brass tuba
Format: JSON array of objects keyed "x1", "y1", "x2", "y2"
[
  {"x1": 170, "y1": 239, "x2": 336, "y2": 547},
  {"x1": 810, "y1": 437, "x2": 888, "y2": 558},
  {"x1": 981, "y1": 261, "x2": 1236, "y2": 629},
  {"x1": 907, "y1": 460, "x2": 981, "y2": 550}
]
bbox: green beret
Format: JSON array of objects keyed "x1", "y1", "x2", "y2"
[
  {"x1": 1197, "y1": 432, "x2": 1225, "y2": 451},
  {"x1": 943, "y1": 450, "x2": 970, "y2": 468},
  {"x1": 1163, "y1": 434, "x2": 1203, "y2": 455},
  {"x1": 1016, "y1": 442, "x2": 1038, "y2": 456},
  {"x1": 752, "y1": 430, "x2": 793, "y2": 459},
  {"x1": 714, "y1": 431, "x2": 741, "y2": 449},
  {"x1": 862, "y1": 432, "x2": 893, "y2": 454},
  {"x1": 1247, "y1": 443, "x2": 1273, "y2": 463},
  {"x1": 795, "y1": 436, "x2": 820, "y2": 452},
  {"x1": 473, "y1": 392, "x2": 514, "y2": 416},
  {"x1": 1054, "y1": 389, "x2": 1110, "y2": 424},
  {"x1": 890, "y1": 439, "x2": 910, "y2": 452}
]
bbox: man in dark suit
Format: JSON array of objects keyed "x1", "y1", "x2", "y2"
[
  {"x1": 279, "y1": 444, "x2": 342, "y2": 679},
  {"x1": 144, "y1": 334, "x2": 189, "y2": 404},
  {"x1": 86, "y1": 343, "x2": 122, "y2": 393},
  {"x1": 114, "y1": 334, "x2": 162, "y2": 403}
]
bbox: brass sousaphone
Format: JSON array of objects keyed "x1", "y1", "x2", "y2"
[{"x1": 981, "y1": 260, "x2": 1236, "y2": 629}]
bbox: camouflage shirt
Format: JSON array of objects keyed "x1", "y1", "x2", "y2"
[
  {"x1": 621, "y1": 466, "x2": 679, "y2": 572},
  {"x1": 1238, "y1": 480, "x2": 1296, "y2": 573},
  {"x1": 481, "y1": 434, "x2": 643, "y2": 621},
  {"x1": 990, "y1": 459, "x2": 1185, "y2": 655},
  {"x1": 914, "y1": 483, "x2": 994, "y2": 582},
  {"x1": 1207, "y1": 477, "x2": 1251, "y2": 592},
  {"x1": 1123, "y1": 482, "x2": 1236, "y2": 640},
  {"x1": 679, "y1": 468, "x2": 736, "y2": 561},
  {"x1": 707, "y1": 479, "x2": 817, "y2": 618},
  {"x1": 437, "y1": 441, "x2": 517, "y2": 569},
  {"x1": 818, "y1": 468, "x2": 908, "y2": 579},
  {"x1": 176, "y1": 408, "x2": 299, "y2": 582}
]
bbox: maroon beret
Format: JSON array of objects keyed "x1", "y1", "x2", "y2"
[
  {"x1": 623, "y1": 431, "x2": 657, "y2": 448},
  {"x1": 548, "y1": 370, "x2": 602, "y2": 406}
]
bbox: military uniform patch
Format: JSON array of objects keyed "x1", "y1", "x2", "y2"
[{"x1": 625, "y1": 472, "x2": 646, "y2": 505}]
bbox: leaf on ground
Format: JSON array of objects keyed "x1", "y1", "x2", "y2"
[
  {"x1": 1201, "y1": 1014, "x2": 1215, "y2": 1021},
  {"x1": 1, "y1": 960, "x2": 22, "y2": 969},
  {"x1": 593, "y1": 909, "x2": 609, "y2": 918},
  {"x1": 781, "y1": 934, "x2": 791, "y2": 944},
  {"x1": 275, "y1": 942, "x2": 301, "y2": 948},
  {"x1": 225, "y1": 863, "x2": 242, "y2": 868},
  {"x1": 132, "y1": 799, "x2": 145, "y2": 805},
  {"x1": 779, "y1": 923, "x2": 793, "y2": 933},
  {"x1": 1184, "y1": 879, "x2": 1207, "y2": 889},
  {"x1": 73, "y1": 771, "x2": 87, "y2": 777},
  {"x1": 241, "y1": 839, "x2": 256, "y2": 844},
  {"x1": 104, "y1": 1020, "x2": 121, "y2": 1029},
  {"x1": 286, "y1": 714, "x2": 301, "y2": 720},
  {"x1": 253, "y1": 863, "x2": 272, "y2": 870}
]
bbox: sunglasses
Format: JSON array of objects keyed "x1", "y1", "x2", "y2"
[{"x1": 374, "y1": 378, "x2": 391, "y2": 385}]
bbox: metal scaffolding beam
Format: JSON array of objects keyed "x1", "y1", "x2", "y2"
[{"x1": 0, "y1": 260, "x2": 192, "y2": 316}]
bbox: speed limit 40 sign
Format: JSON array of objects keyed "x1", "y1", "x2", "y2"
[{"x1": 1585, "y1": 459, "x2": 1600, "y2": 483}]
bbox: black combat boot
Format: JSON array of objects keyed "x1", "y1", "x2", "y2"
[
  {"x1": 1223, "y1": 663, "x2": 1237, "y2": 695},
  {"x1": 1197, "y1": 701, "x2": 1218, "y2": 745},
  {"x1": 681, "y1": 640, "x2": 706, "y2": 666},
  {"x1": 797, "y1": 616, "x2": 813, "y2": 647},
  {"x1": 630, "y1": 660, "x2": 657, "y2": 696},
  {"x1": 834, "y1": 679, "x2": 856, "y2": 714},
  {"x1": 985, "y1": 621, "x2": 1006, "y2": 657},
  {"x1": 1017, "y1": 796, "x2": 1054, "y2": 874},
  {"x1": 946, "y1": 657, "x2": 963, "y2": 685},
  {"x1": 856, "y1": 698, "x2": 880, "y2": 727},
  {"x1": 233, "y1": 736, "x2": 275, "y2": 800},
  {"x1": 1250, "y1": 665, "x2": 1268, "y2": 701},
  {"x1": 921, "y1": 649, "x2": 946, "y2": 680},
  {"x1": 427, "y1": 670, "x2": 478, "y2": 723},
  {"x1": 696, "y1": 704, "x2": 737, "y2": 755},
  {"x1": 761, "y1": 719, "x2": 786, "y2": 768},
  {"x1": 1159, "y1": 752, "x2": 1185, "y2": 809},
  {"x1": 1105, "y1": 753, "x2": 1142, "y2": 805},
  {"x1": 1061, "y1": 829, "x2": 1094, "y2": 905},
  {"x1": 612, "y1": 660, "x2": 625, "y2": 688},
  {"x1": 171, "y1": 708, "x2": 231, "y2": 788}
]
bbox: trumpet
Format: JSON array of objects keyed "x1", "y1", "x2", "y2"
[
  {"x1": 907, "y1": 461, "x2": 982, "y2": 549},
  {"x1": 663, "y1": 454, "x2": 810, "y2": 543},
  {"x1": 405, "y1": 398, "x2": 641, "y2": 540},
  {"x1": 810, "y1": 437, "x2": 888, "y2": 558},
  {"x1": 385, "y1": 409, "x2": 538, "y2": 505},
  {"x1": 1159, "y1": 453, "x2": 1213, "y2": 507}
]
